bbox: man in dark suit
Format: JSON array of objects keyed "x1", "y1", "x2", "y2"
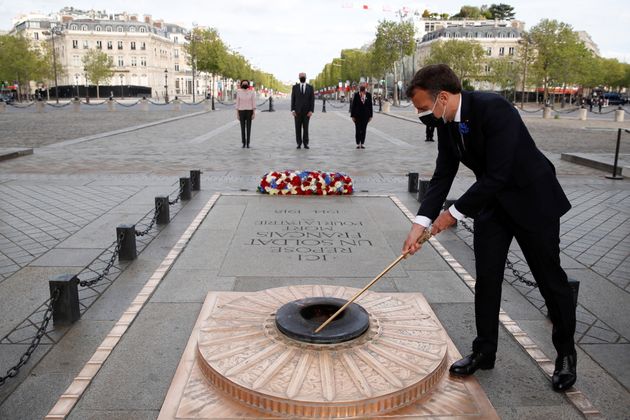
[
  {"x1": 350, "y1": 83, "x2": 373, "y2": 149},
  {"x1": 402, "y1": 64, "x2": 577, "y2": 392},
  {"x1": 291, "y1": 72, "x2": 315, "y2": 149}
]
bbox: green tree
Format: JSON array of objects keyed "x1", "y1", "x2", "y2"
[
  {"x1": 0, "y1": 35, "x2": 44, "y2": 100},
  {"x1": 528, "y1": 19, "x2": 594, "y2": 103},
  {"x1": 487, "y1": 57, "x2": 521, "y2": 99},
  {"x1": 424, "y1": 39, "x2": 486, "y2": 83},
  {"x1": 451, "y1": 6, "x2": 487, "y2": 20},
  {"x1": 40, "y1": 41, "x2": 67, "y2": 96},
  {"x1": 82, "y1": 49, "x2": 114, "y2": 98},
  {"x1": 340, "y1": 49, "x2": 371, "y2": 85},
  {"x1": 487, "y1": 4, "x2": 516, "y2": 20},
  {"x1": 371, "y1": 20, "x2": 415, "y2": 104},
  {"x1": 189, "y1": 28, "x2": 228, "y2": 99}
]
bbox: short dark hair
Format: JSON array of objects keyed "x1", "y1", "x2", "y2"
[{"x1": 405, "y1": 64, "x2": 462, "y2": 98}]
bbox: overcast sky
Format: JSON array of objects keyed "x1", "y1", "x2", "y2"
[{"x1": 1, "y1": 0, "x2": 628, "y2": 83}]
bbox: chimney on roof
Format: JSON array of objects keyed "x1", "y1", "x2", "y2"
[
  {"x1": 144, "y1": 14, "x2": 152, "y2": 24},
  {"x1": 130, "y1": 14, "x2": 138, "y2": 22}
]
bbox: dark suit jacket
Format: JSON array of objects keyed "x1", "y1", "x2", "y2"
[
  {"x1": 350, "y1": 92, "x2": 373, "y2": 120},
  {"x1": 418, "y1": 91, "x2": 571, "y2": 230},
  {"x1": 291, "y1": 83, "x2": 315, "y2": 115}
]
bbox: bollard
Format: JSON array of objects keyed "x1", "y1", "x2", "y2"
[
  {"x1": 322, "y1": 98, "x2": 327, "y2": 113},
  {"x1": 0, "y1": 102, "x2": 5, "y2": 112},
  {"x1": 269, "y1": 96, "x2": 275, "y2": 112},
  {"x1": 378, "y1": 97, "x2": 382, "y2": 112},
  {"x1": 211, "y1": 95, "x2": 215, "y2": 111},
  {"x1": 180, "y1": 177, "x2": 192, "y2": 200},
  {"x1": 606, "y1": 128, "x2": 624, "y2": 179},
  {"x1": 578, "y1": 108, "x2": 587, "y2": 120},
  {"x1": 49, "y1": 274, "x2": 80, "y2": 326},
  {"x1": 190, "y1": 170, "x2": 201, "y2": 191},
  {"x1": 155, "y1": 196, "x2": 170, "y2": 224},
  {"x1": 35, "y1": 101, "x2": 46, "y2": 113},
  {"x1": 417, "y1": 180, "x2": 430, "y2": 202},
  {"x1": 382, "y1": 101, "x2": 391, "y2": 113},
  {"x1": 107, "y1": 99, "x2": 115, "y2": 112},
  {"x1": 543, "y1": 106, "x2": 552, "y2": 119},
  {"x1": 117, "y1": 224, "x2": 137, "y2": 261},
  {"x1": 72, "y1": 98, "x2": 81, "y2": 113},
  {"x1": 407, "y1": 172, "x2": 419, "y2": 193},
  {"x1": 568, "y1": 279, "x2": 580, "y2": 308},
  {"x1": 615, "y1": 107, "x2": 624, "y2": 122},
  {"x1": 141, "y1": 98, "x2": 149, "y2": 112}
]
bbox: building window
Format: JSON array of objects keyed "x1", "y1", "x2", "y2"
[
  {"x1": 486, "y1": 32, "x2": 492, "y2": 38},
  {"x1": 71, "y1": 24, "x2": 78, "y2": 30},
  {"x1": 140, "y1": 27, "x2": 146, "y2": 33},
  {"x1": 107, "y1": 41, "x2": 113, "y2": 50},
  {"x1": 499, "y1": 47, "x2": 505, "y2": 56},
  {"x1": 140, "y1": 42, "x2": 146, "y2": 50},
  {"x1": 175, "y1": 63, "x2": 180, "y2": 71},
  {"x1": 140, "y1": 56, "x2": 147, "y2": 67},
  {"x1": 486, "y1": 47, "x2": 492, "y2": 56},
  {"x1": 72, "y1": 39, "x2": 78, "y2": 49},
  {"x1": 81, "y1": 25, "x2": 88, "y2": 31},
  {"x1": 95, "y1": 26, "x2": 102, "y2": 31},
  {"x1": 130, "y1": 41, "x2": 136, "y2": 50},
  {"x1": 73, "y1": 55, "x2": 80, "y2": 66},
  {"x1": 118, "y1": 56, "x2": 124, "y2": 67},
  {"x1": 174, "y1": 49, "x2": 179, "y2": 58},
  {"x1": 484, "y1": 64, "x2": 490, "y2": 73},
  {"x1": 118, "y1": 41, "x2": 123, "y2": 50},
  {"x1": 508, "y1": 47, "x2": 515, "y2": 56},
  {"x1": 117, "y1": 26, "x2": 123, "y2": 32},
  {"x1": 174, "y1": 36, "x2": 178, "y2": 44},
  {"x1": 129, "y1": 26, "x2": 136, "y2": 32},
  {"x1": 106, "y1": 26, "x2": 112, "y2": 32},
  {"x1": 34, "y1": 32, "x2": 39, "y2": 40},
  {"x1": 96, "y1": 41, "x2": 102, "y2": 49},
  {"x1": 83, "y1": 40, "x2": 89, "y2": 49},
  {"x1": 131, "y1": 56, "x2": 137, "y2": 67}
]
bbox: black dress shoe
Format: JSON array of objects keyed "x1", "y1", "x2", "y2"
[
  {"x1": 242, "y1": 144, "x2": 246, "y2": 148},
  {"x1": 425, "y1": 139, "x2": 434, "y2": 142},
  {"x1": 304, "y1": 145, "x2": 310, "y2": 149},
  {"x1": 552, "y1": 353, "x2": 577, "y2": 391},
  {"x1": 449, "y1": 352, "x2": 495, "y2": 376},
  {"x1": 296, "y1": 145, "x2": 301, "y2": 149}
]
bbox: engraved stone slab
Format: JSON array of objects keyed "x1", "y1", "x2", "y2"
[
  {"x1": 159, "y1": 286, "x2": 499, "y2": 419},
  {"x1": 218, "y1": 197, "x2": 407, "y2": 278}
]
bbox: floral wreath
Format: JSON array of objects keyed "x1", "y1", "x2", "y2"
[{"x1": 258, "y1": 170, "x2": 353, "y2": 195}]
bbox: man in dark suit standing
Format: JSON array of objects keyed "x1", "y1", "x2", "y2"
[
  {"x1": 291, "y1": 72, "x2": 315, "y2": 149},
  {"x1": 350, "y1": 83, "x2": 373, "y2": 149},
  {"x1": 402, "y1": 64, "x2": 577, "y2": 392}
]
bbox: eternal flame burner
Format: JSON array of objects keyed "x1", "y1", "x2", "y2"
[{"x1": 275, "y1": 297, "x2": 370, "y2": 344}]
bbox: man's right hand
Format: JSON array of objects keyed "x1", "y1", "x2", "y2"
[
  {"x1": 402, "y1": 223, "x2": 427, "y2": 256},
  {"x1": 292, "y1": 111, "x2": 297, "y2": 117}
]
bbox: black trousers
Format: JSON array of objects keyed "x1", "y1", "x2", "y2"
[
  {"x1": 472, "y1": 205, "x2": 576, "y2": 357},
  {"x1": 294, "y1": 113, "x2": 310, "y2": 146},
  {"x1": 354, "y1": 118, "x2": 369, "y2": 145},
  {"x1": 239, "y1": 110, "x2": 253, "y2": 145}
]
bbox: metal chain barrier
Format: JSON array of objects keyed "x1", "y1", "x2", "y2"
[
  {"x1": 458, "y1": 217, "x2": 538, "y2": 288},
  {"x1": 519, "y1": 107, "x2": 544, "y2": 113},
  {"x1": 589, "y1": 107, "x2": 619, "y2": 115},
  {"x1": 147, "y1": 100, "x2": 170, "y2": 106},
  {"x1": 180, "y1": 99, "x2": 207, "y2": 105},
  {"x1": 78, "y1": 232, "x2": 124, "y2": 288},
  {"x1": 45, "y1": 101, "x2": 73, "y2": 108},
  {"x1": 169, "y1": 184, "x2": 184, "y2": 205},
  {"x1": 82, "y1": 100, "x2": 108, "y2": 106},
  {"x1": 113, "y1": 100, "x2": 141, "y2": 107},
  {"x1": 0, "y1": 288, "x2": 60, "y2": 387},
  {"x1": 7, "y1": 102, "x2": 36, "y2": 108},
  {"x1": 135, "y1": 202, "x2": 161, "y2": 237},
  {"x1": 215, "y1": 100, "x2": 235, "y2": 107},
  {"x1": 392, "y1": 101, "x2": 412, "y2": 108},
  {"x1": 552, "y1": 107, "x2": 580, "y2": 114},
  {"x1": 326, "y1": 101, "x2": 346, "y2": 109},
  {"x1": 256, "y1": 99, "x2": 269, "y2": 107}
]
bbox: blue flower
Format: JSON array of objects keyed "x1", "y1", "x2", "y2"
[{"x1": 459, "y1": 122, "x2": 470, "y2": 134}]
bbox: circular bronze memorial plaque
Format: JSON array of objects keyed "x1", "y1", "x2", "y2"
[{"x1": 196, "y1": 285, "x2": 448, "y2": 418}]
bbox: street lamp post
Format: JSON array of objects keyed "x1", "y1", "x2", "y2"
[
  {"x1": 83, "y1": 66, "x2": 89, "y2": 103},
  {"x1": 43, "y1": 26, "x2": 63, "y2": 103},
  {"x1": 164, "y1": 68, "x2": 169, "y2": 103},
  {"x1": 74, "y1": 74, "x2": 79, "y2": 98},
  {"x1": 120, "y1": 74, "x2": 124, "y2": 99}
]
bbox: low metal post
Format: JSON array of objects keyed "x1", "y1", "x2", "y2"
[
  {"x1": 606, "y1": 128, "x2": 624, "y2": 180},
  {"x1": 322, "y1": 98, "x2": 327, "y2": 113},
  {"x1": 190, "y1": 170, "x2": 201, "y2": 191},
  {"x1": 417, "y1": 180, "x2": 430, "y2": 202},
  {"x1": 155, "y1": 196, "x2": 170, "y2": 224},
  {"x1": 269, "y1": 96, "x2": 274, "y2": 112},
  {"x1": 117, "y1": 224, "x2": 137, "y2": 260},
  {"x1": 407, "y1": 172, "x2": 419, "y2": 193},
  {"x1": 49, "y1": 274, "x2": 80, "y2": 325},
  {"x1": 379, "y1": 97, "x2": 382, "y2": 112},
  {"x1": 180, "y1": 177, "x2": 192, "y2": 200}
]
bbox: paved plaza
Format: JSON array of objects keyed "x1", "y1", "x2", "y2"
[{"x1": 0, "y1": 98, "x2": 629, "y2": 419}]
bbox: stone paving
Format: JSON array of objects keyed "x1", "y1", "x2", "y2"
[{"x1": 0, "y1": 98, "x2": 628, "y2": 419}]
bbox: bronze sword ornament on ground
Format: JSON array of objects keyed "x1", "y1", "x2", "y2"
[{"x1": 314, "y1": 230, "x2": 433, "y2": 334}]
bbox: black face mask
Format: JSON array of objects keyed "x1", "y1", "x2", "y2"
[
  {"x1": 418, "y1": 97, "x2": 447, "y2": 127},
  {"x1": 241, "y1": 84, "x2": 248, "y2": 89},
  {"x1": 359, "y1": 87, "x2": 366, "y2": 92},
  {"x1": 299, "y1": 77, "x2": 306, "y2": 83}
]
